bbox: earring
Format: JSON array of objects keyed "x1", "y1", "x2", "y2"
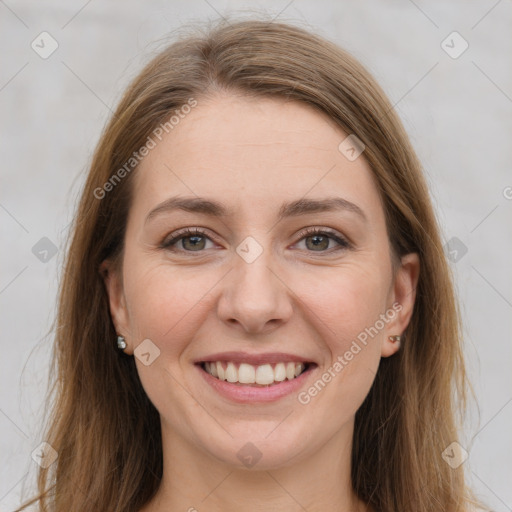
[
  {"x1": 388, "y1": 335, "x2": 401, "y2": 343},
  {"x1": 117, "y1": 335, "x2": 127, "y2": 350}
]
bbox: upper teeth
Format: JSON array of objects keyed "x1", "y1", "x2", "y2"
[{"x1": 204, "y1": 361, "x2": 306, "y2": 385}]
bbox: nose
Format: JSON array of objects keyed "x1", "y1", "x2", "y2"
[{"x1": 217, "y1": 248, "x2": 293, "y2": 335}]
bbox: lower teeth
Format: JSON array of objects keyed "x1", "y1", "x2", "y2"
[{"x1": 231, "y1": 381, "x2": 279, "y2": 387}]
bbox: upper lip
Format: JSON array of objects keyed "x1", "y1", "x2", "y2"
[{"x1": 194, "y1": 351, "x2": 316, "y2": 366}]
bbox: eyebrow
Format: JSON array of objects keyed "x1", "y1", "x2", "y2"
[{"x1": 145, "y1": 195, "x2": 367, "y2": 224}]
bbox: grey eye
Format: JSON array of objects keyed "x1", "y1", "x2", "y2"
[{"x1": 304, "y1": 234, "x2": 331, "y2": 251}]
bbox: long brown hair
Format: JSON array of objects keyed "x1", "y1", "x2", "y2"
[{"x1": 17, "y1": 16, "x2": 486, "y2": 512}]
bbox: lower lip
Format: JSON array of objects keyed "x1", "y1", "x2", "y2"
[{"x1": 196, "y1": 363, "x2": 317, "y2": 403}]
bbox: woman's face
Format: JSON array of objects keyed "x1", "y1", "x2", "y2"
[{"x1": 103, "y1": 93, "x2": 419, "y2": 469}]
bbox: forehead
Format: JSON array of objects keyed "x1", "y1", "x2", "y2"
[{"x1": 131, "y1": 94, "x2": 382, "y2": 224}]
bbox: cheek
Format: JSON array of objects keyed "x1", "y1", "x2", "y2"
[
  {"x1": 297, "y1": 262, "x2": 388, "y2": 400},
  {"x1": 122, "y1": 263, "x2": 218, "y2": 426},
  {"x1": 293, "y1": 269, "x2": 386, "y2": 423},
  {"x1": 301, "y1": 262, "x2": 389, "y2": 348},
  {"x1": 124, "y1": 264, "x2": 214, "y2": 344}
]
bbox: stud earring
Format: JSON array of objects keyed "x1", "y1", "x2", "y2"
[
  {"x1": 117, "y1": 335, "x2": 127, "y2": 350},
  {"x1": 388, "y1": 335, "x2": 401, "y2": 343}
]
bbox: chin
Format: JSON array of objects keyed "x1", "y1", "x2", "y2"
[{"x1": 195, "y1": 424, "x2": 311, "y2": 471}]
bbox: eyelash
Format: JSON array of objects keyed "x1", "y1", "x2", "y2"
[{"x1": 159, "y1": 226, "x2": 352, "y2": 254}]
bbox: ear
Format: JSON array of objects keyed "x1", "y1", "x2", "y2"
[
  {"x1": 100, "y1": 259, "x2": 133, "y2": 354},
  {"x1": 381, "y1": 252, "x2": 420, "y2": 358}
]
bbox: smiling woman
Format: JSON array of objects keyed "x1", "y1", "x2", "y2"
[{"x1": 16, "y1": 16, "x2": 487, "y2": 512}]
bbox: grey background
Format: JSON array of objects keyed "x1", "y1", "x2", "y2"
[{"x1": 1, "y1": 1, "x2": 511, "y2": 510}]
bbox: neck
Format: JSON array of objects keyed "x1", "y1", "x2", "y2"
[{"x1": 141, "y1": 417, "x2": 372, "y2": 512}]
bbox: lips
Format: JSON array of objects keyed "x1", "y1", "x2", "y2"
[
  {"x1": 195, "y1": 358, "x2": 317, "y2": 403},
  {"x1": 193, "y1": 351, "x2": 317, "y2": 398}
]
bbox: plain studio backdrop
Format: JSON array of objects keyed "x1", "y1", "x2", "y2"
[{"x1": 0, "y1": 1, "x2": 511, "y2": 510}]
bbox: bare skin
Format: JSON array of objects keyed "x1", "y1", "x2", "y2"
[{"x1": 102, "y1": 92, "x2": 419, "y2": 512}]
